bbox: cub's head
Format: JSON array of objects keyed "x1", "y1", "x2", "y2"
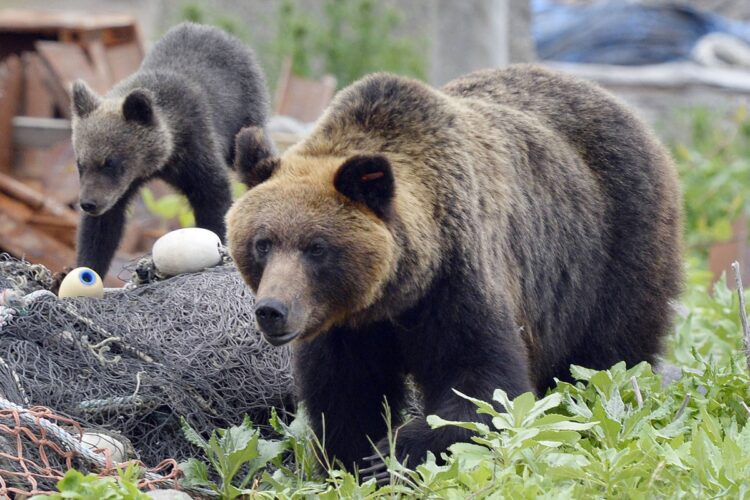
[
  {"x1": 71, "y1": 80, "x2": 173, "y2": 216},
  {"x1": 227, "y1": 127, "x2": 398, "y2": 346}
]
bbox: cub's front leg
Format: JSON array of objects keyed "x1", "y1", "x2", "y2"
[
  {"x1": 76, "y1": 185, "x2": 140, "y2": 276},
  {"x1": 168, "y1": 151, "x2": 232, "y2": 241}
]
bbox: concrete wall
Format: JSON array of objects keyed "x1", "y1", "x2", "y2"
[
  {"x1": 430, "y1": 0, "x2": 536, "y2": 84},
  {"x1": 430, "y1": 1, "x2": 510, "y2": 84}
]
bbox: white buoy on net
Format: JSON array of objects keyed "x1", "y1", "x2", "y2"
[{"x1": 152, "y1": 228, "x2": 222, "y2": 276}]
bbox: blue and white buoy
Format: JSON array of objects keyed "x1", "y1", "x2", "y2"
[{"x1": 58, "y1": 267, "x2": 104, "y2": 298}]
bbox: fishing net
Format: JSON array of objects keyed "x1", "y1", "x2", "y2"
[
  {"x1": 0, "y1": 253, "x2": 294, "y2": 478},
  {"x1": 0, "y1": 398, "x2": 189, "y2": 497}
]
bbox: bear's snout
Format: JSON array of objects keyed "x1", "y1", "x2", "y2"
[{"x1": 254, "y1": 297, "x2": 299, "y2": 346}]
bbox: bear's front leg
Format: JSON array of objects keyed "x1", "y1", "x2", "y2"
[
  {"x1": 76, "y1": 189, "x2": 135, "y2": 276},
  {"x1": 170, "y1": 153, "x2": 232, "y2": 242},
  {"x1": 294, "y1": 325, "x2": 407, "y2": 470},
  {"x1": 363, "y1": 286, "x2": 534, "y2": 482},
  {"x1": 367, "y1": 364, "x2": 530, "y2": 470},
  {"x1": 187, "y1": 171, "x2": 231, "y2": 242}
]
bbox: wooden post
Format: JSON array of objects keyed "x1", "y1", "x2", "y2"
[
  {"x1": 0, "y1": 55, "x2": 22, "y2": 173},
  {"x1": 709, "y1": 217, "x2": 750, "y2": 289}
]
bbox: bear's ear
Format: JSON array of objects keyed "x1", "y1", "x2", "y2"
[
  {"x1": 234, "y1": 126, "x2": 279, "y2": 188},
  {"x1": 334, "y1": 154, "x2": 395, "y2": 218},
  {"x1": 122, "y1": 89, "x2": 154, "y2": 125},
  {"x1": 71, "y1": 80, "x2": 100, "y2": 118}
]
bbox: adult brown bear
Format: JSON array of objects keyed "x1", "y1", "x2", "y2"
[{"x1": 226, "y1": 65, "x2": 683, "y2": 478}]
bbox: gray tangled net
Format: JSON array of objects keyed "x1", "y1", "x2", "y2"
[{"x1": 0, "y1": 253, "x2": 294, "y2": 466}]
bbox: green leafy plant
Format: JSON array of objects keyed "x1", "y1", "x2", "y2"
[
  {"x1": 179, "y1": 415, "x2": 286, "y2": 499},
  {"x1": 670, "y1": 260, "x2": 745, "y2": 367},
  {"x1": 141, "y1": 182, "x2": 247, "y2": 227},
  {"x1": 31, "y1": 463, "x2": 148, "y2": 500},
  {"x1": 273, "y1": 0, "x2": 427, "y2": 89},
  {"x1": 178, "y1": 0, "x2": 427, "y2": 91},
  {"x1": 141, "y1": 188, "x2": 195, "y2": 229},
  {"x1": 671, "y1": 106, "x2": 750, "y2": 249},
  {"x1": 140, "y1": 182, "x2": 246, "y2": 229},
  {"x1": 393, "y1": 356, "x2": 749, "y2": 497},
  {"x1": 179, "y1": 2, "x2": 249, "y2": 40}
]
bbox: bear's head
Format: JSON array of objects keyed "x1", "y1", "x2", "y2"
[
  {"x1": 227, "y1": 127, "x2": 406, "y2": 346},
  {"x1": 71, "y1": 80, "x2": 173, "y2": 216}
]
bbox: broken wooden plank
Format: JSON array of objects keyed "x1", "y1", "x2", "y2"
[
  {"x1": 101, "y1": 24, "x2": 143, "y2": 50},
  {"x1": 10, "y1": 114, "x2": 80, "y2": 209},
  {"x1": 36, "y1": 41, "x2": 109, "y2": 117},
  {"x1": 0, "y1": 54, "x2": 22, "y2": 173},
  {"x1": 0, "y1": 210, "x2": 75, "y2": 272},
  {"x1": 0, "y1": 170, "x2": 78, "y2": 222},
  {"x1": 105, "y1": 41, "x2": 142, "y2": 84},
  {"x1": 26, "y1": 142, "x2": 79, "y2": 207},
  {"x1": 709, "y1": 218, "x2": 750, "y2": 289},
  {"x1": 20, "y1": 53, "x2": 55, "y2": 117},
  {"x1": 28, "y1": 213, "x2": 77, "y2": 247},
  {"x1": 0, "y1": 10, "x2": 137, "y2": 33},
  {"x1": 17, "y1": 52, "x2": 61, "y2": 180},
  {"x1": 85, "y1": 35, "x2": 114, "y2": 87},
  {"x1": 0, "y1": 191, "x2": 33, "y2": 222},
  {"x1": 12, "y1": 116, "x2": 71, "y2": 148},
  {"x1": 0, "y1": 169, "x2": 50, "y2": 211}
]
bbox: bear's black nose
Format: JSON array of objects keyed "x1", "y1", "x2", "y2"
[
  {"x1": 255, "y1": 298, "x2": 288, "y2": 335},
  {"x1": 80, "y1": 201, "x2": 97, "y2": 213}
]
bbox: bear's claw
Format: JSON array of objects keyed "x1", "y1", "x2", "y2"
[{"x1": 359, "y1": 456, "x2": 391, "y2": 486}]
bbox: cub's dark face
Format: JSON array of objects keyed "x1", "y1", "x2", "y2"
[
  {"x1": 227, "y1": 153, "x2": 397, "y2": 346},
  {"x1": 71, "y1": 81, "x2": 172, "y2": 216}
]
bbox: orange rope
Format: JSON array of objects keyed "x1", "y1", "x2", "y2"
[{"x1": 0, "y1": 406, "x2": 183, "y2": 496}]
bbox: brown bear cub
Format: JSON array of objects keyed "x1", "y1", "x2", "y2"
[
  {"x1": 227, "y1": 65, "x2": 683, "y2": 477},
  {"x1": 71, "y1": 22, "x2": 270, "y2": 276}
]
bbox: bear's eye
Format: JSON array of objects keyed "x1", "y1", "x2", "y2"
[
  {"x1": 255, "y1": 238, "x2": 272, "y2": 256},
  {"x1": 306, "y1": 240, "x2": 328, "y2": 259},
  {"x1": 102, "y1": 157, "x2": 122, "y2": 171}
]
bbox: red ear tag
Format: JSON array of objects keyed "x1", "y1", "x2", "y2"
[{"x1": 361, "y1": 171, "x2": 385, "y2": 182}]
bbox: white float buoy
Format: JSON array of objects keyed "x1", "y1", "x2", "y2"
[
  {"x1": 81, "y1": 432, "x2": 127, "y2": 463},
  {"x1": 152, "y1": 228, "x2": 222, "y2": 277},
  {"x1": 58, "y1": 267, "x2": 104, "y2": 299},
  {"x1": 146, "y1": 490, "x2": 193, "y2": 500}
]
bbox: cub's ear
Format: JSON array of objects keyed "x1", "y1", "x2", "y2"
[
  {"x1": 334, "y1": 154, "x2": 395, "y2": 218},
  {"x1": 71, "y1": 80, "x2": 100, "y2": 118},
  {"x1": 122, "y1": 89, "x2": 154, "y2": 125},
  {"x1": 234, "y1": 126, "x2": 279, "y2": 188}
]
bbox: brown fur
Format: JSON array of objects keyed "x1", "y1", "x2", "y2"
[{"x1": 227, "y1": 64, "x2": 683, "y2": 471}]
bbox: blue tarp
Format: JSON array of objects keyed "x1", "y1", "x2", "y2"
[{"x1": 533, "y1": 0, "x2": 750, "y2": 65}]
